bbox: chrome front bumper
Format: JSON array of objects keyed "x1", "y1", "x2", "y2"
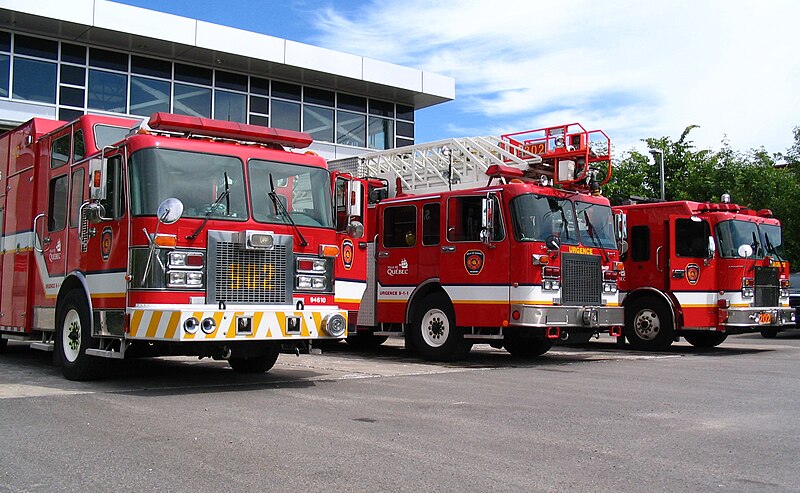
[{"x1": 509, "y1": 304, "x2": 624, "y2": 329}]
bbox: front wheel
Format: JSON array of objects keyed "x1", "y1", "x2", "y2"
[
  {"x1": 503, "y1": 334, "x2": 552, "y2": 358},
  {"x1": 760, "y1": 327, "x2": 779, "y2": 339},
  {"x1": 410, "y1": 293, "x2": 469, "y2": 362},
  {"x1": 57, "y1": 290, "x2": 104, "y2": 381},
  {"x1": 683, "y1": 332, "x2": 728, "y2": 348},
  {"x1": 624, "y1": 297, "x2": 675, "y2": 351},
  {"x1": 346, "y1": 332, "x2": 389, "y2": 350},
  {"x1": 228, "y1": 344, "x2": 280, "y2": 373}
]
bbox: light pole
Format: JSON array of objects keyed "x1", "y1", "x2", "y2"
[{"x1": 649, "y1": 149, "x2": 665, "y2": 201}]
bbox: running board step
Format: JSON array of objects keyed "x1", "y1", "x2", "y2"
[
  {"x1": 85, "y1": 348, "x2": 125, "y2": 359},
  {"x1": 30, "y1": 342, "x2": 54, "y2": 352}
]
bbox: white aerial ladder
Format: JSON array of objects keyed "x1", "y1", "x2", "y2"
[{"x1": 328, "y1": 123, "x2": 612, "y2": 194}]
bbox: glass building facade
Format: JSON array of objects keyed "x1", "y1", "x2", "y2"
[{"x1": 0, "y1": 30, "x2": 416, "y2": 150}]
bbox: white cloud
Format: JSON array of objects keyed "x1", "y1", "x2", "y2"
[{"x1": 311, "y1": 0, "x2": 800, "y2": 156}]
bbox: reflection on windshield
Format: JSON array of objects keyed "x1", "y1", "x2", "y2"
[
  {"x1": 510, "y1": 194, "x2": 578, "y2": 245},
  {"x1": 249, "y1": 159, "x2": 333, "y2": 228},
  {"x1": 130, "y1": 148, "x2": 247, "y2": 220},
  {"x1": 94, "y1": 124, "x2": 133, "y2": 149},
  {"x1": 715, "y1": 220, "x2": 784, "y2": 259},
  {"x1": 575, "y1": 202, "x2": 617, "y2": 249}
]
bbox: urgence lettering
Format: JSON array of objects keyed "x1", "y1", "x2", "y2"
[
  {"x1": 568, "y1": 246, "x2": 595, "y2": 255},
  {"x1": 228, "y1": 263, "x2": 274, "y2": 290}
]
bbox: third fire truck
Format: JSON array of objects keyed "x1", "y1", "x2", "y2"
[
  {"x1": 0, "y1": 112, "x2": 347, "y2": 380},
  {"x1": 330, "y1": 123, "x2": 625, "y2": 361},
  {"x1": 614, "y1": 196, "x2": 793, "y2": 349}
]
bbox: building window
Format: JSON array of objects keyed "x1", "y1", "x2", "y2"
[
  {"x1": 60, "y1": 64, "x2": 85, "y2": 85},
  {"x1": 0, "y1": 54, "x2": 9, "y2": 97},
  {"x1": 60, "y1": 43, "x2": 86, "y2": 64},
  {"x1": 272, "y1": 81, "x2": 300, "y2": 101},
  {"x1": 59, "y1": 86, "x2": 84, "y2": 107},
  {"x1": 368, "y1": 116, "x2": 393, "y2": 150},
  {"x1": 173, "y1": 83, "x2": 211, "y2": 117},
  {"x1": 88, "y1": 69, "x2": 127, "y2": 112},
  {"x1": 13, "y1": 58, "x2": 56, "y2": 103},
  {"x1": 214, "y1": 90, "x2": 246, "y2": 122},
  {"x1": 337, "y1": 110, "x2": 366, "y2": 147},
  {"x1": 174, "y1": 63, "x2": 212, "y2": 86},
  {"x1": 131, "y1": 55, "x2": 171, "y2": 79},
  {"x1": 130, "y1": 76, "x2": 170, "y2": 116},
  {"x1": 303, "y1": 106, "x2": 334, "y2": 142},
  {"x1": 15, "y1": 34, "x2": 58, "y2": 60},
  {"x1": 271, "y1": 99, "x2": 300, "y2": 131},
  {"x1": 89, "y1": 48, "x2": 128, "y2": 72}
]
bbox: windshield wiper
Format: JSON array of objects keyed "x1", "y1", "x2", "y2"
[
  {"x1": 763, "y1": 232, "x2": 783, "y2": 261},
  {"x1": 186, "y1": 172, "x2": 230, "y2": 240},
  {"x1": 269, "y1": 173, "x2": 308, "y2": 247},
  {"x1": 583, "y1": 210, "x2": 610, "y2": 262}
]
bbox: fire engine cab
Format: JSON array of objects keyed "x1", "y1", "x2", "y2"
[
  {"x1": 330, "y1": 123, "x2": 625, "y2": 361},
  {"x1": 614, "y1": 196, "x2": 793, "y2": 350},
  {"x1": 0, "y1": 112, "x2": 346, "y2": 380}
]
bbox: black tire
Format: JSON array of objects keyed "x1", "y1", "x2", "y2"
[
  {"x1": 56, "y1": 290, "x2": 104, "y2": 381},
  {"x1": 410, "y1": 293, "x2": 469, "y2": 362},
  {"x1": 228, "y1": 344, "x2": 280, "y2": 373},
  {"x1": 624, "y1": 297, "x2": 675, "y2": 351},
  {"x1": 683, "y1": 332, "x2": 728, "y2": 348},
  {"x1": 345, "y1": 332, "x2": 389, "y2": 350},
  {"x1": 760, "y1": 327, "x2": 779, "y2": 339},
  {"x1": 503, "y1": 333, "x2": 552, "y2": 357}
]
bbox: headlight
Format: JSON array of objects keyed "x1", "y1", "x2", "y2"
[
  {"x1": 168, "y1": 251, "x2": 204, "y2": 268},
  {"x1": 168, "y1": 271, "x2": 204, "y2": 288},
  {"x1": 321, "y1": 313, "x2": 347, "y2": 337}
]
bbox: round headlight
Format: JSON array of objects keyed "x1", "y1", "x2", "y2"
[
  {"x1": 201, "y1": 317, "x2": 217, "y2": 334},
  {"x1": 321, "y1": 313, "x2": 346, "y2": 338},
  {"x1": 183, "y1": 317, "x2": 199, "y2": 334}
]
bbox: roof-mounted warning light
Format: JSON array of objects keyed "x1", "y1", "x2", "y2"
[{"x1": 146, "y1": 112, "x2": 313, "y2": 149}]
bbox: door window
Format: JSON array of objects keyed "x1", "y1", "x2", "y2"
[
  {"x1": 675, "y1": 218, "x2": 710, "y2": 258},
  {"x1": 383, "y1": 205, "x2": 416, "y2": 248},
  {"x1": 48, "y1": 174, "x2": 69, "y2": 232}
]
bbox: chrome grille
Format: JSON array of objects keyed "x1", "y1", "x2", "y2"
[
  {"x1": 561, "y1": 253, "x2": 602, "y2": 306},
  {"x1": 207, "y1": 231, "x2": 293, "y2": 305},
  {"x1": 754, "y1": 266, "x2": 779, "y2": 307}
]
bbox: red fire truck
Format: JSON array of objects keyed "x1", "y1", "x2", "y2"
[
  {"x1": 330, "y1": 123, "x2": 625, "y2": 361},
  {"x1": 0, "y1": 112, "x2": 347, "y2": 380},
  {"x1": 614, "y1": 196, "x2": 794, "y2": 350}
]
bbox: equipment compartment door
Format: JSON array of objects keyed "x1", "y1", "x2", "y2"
[
  {"x1": 668, "y1": 215, "x2": 716, "y2": 328},
  {"x1": 441, "y1": 193, "x2": 510, "y2": 327}
]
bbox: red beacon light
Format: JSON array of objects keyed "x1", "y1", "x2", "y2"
[{"x1": 147, "y1": 112, "x2": 313, "y2": 149}]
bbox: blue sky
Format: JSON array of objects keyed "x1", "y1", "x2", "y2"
[{"x1": 116, "y1": 0, "x2": 800, "y2": 159}]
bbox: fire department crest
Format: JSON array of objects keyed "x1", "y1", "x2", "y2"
[
  {"x1": 342, "y1": 239, "x2": 354, "y2": 270},
  {"x1": 464, "y1": 250, "x2": 484, "y2": 275},
  {"x1": 101, "y1": 226, "x2": 113, "y2": 261},
  {"x1": 686, "y1": 263, "x2": 700, "y2": 285}
]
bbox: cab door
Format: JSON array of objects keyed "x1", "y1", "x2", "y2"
[
  {"x1": 668, "y1": 215, "x2": 716, "y2": 328},
  {"x1": 440, "y1": 192, "x2": 510, "y2": 327},
  {"x1": 375, "y1": 202, "x2": 419, "y2": 323}
]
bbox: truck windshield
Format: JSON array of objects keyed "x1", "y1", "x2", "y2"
[
  {"x1": 249, "y1": 159, "x2": 333, "y2": 228},
  {"x1": 715, "y1": 219, "x2": 762, "y2": 258},
  {"x1": 575, "y1": 201, "x2": 617, "y2": 249},
  {"x1": 510, "y1": 194, "x2": 578, "y2": 245},
  {"x1": 759, "y1": 223, "x2": 785, "y2": 259},
  {"x1": 129, "y1": 148, "x2": 247, "y2": 219}
]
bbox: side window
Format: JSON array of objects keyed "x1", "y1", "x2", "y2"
[
  {"x1": 382, "y1": 205, "x2": 416, "y2": 248},
  {"x1": 447, "y1": 195, "x2": 504, "y2": 242},
  {"x1": 50, "y1": 134, "x2": 70, "y2": 168},
  {"x1": 69, "y1": 168, "x2": 85, "y2": 228},
  {"x1": 48, "y1": 174, "x2": 69, "y2": 232},
  {"x1": 630, "y1": 225, "x2": 650, "y2": 261},
  {"x1": 73, "y1": 129, "x2": 85, "y2": 162},
  {"x1": 422, "y1": 203, "x2": 440, "y2": 246},
  {"x1": 101, "y1": 155, "x2": 125, "y2": 220},
  {"x1": 675, "y1": 218, "x2": 710, "y2": 257}
]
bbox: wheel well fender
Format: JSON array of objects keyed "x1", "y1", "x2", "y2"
[
  {"x1": 57, "y1": 272, "x2": 93, "y2": 332},
  {"x1": 622, "y1": 287, "x2": 679, "y2": 331},
  {"x1": 405, "y1": 279, "x2": 451, "y2": 324}
]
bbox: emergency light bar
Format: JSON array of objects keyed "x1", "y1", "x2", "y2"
[{"x1": 147, "y1": 112, "x2": 313, "y2": 149}]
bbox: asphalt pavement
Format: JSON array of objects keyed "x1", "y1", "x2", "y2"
[{"x1": 0, "y1": 332, "x2": 798, "y2": 492}]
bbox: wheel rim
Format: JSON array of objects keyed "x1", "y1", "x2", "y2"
[
  {"x1": 632, "y1": 308, "x2": 660, "y2": 341},
  {"x1": 420, "y1": 308, "x2": 450, "y2": 348},
  {"x1": 62, "y1": 309, "x2": 82, "y2": 363}
]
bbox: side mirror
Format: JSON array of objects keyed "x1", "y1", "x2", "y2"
[
  {"x1": 737, "y1": 243, "x2": 753, "y2": 258},
  {"x1": 347, "y1": 220, "x2": 365, "y2": 239},
  {"x1": 545, "y1": 234, "x2": 561, "y2": 251},
  {"x1": 707, "y1": 236, "x2": 716, "y2": 258},
  {"x1": 481, "y1": 194, "x2": 496, "y2": 245},
  {"x1": 346, "y1": 180, "x2": 363, "y2": 217},
  {"x1": 614, "y1": 212, "x2": 627, "y2": 241},
  {"x1": 619, "y1": 239, "x2": 629, "y2": 256},
  {"x1": 157, "y1": 198, "x2": 184, "y2": 224}
]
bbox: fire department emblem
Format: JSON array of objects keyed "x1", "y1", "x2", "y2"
[
  {"x1": 686, "y1": 263, "x2": 700, "y2": 285},
  {"x1": 464, "y1": 250, "x2": 484, "y2": 275},
  {"x1": 101, "y1": 226, "x2": 113, "y2": 261},
  {"x1": 342, "y1": 239, "x2": 354, "y2": 271}
]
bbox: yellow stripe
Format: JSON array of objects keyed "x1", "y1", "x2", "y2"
[
  {"x1": 334, "y1": 297, "x2": 362, "y2": 304},
  {"x1": 145, "y1": 311, "x2": 163, "y2": 338},
  {"x1": 249, "y1": 311, "x2": 264, "y2": 339},
  {"x1": 298, "y1": 312, "x2": 311, "y2": 337},
  {"x1": 91, "y1": 292, "x2": 127, "y2": 299},
  {"x1": 129, "y1": 310, "x2": 144, "y2": 337},
  {"x1": 164, "y1": 311, "x2": 181, "y2": 340},
  {"x1": 681, "y1": 304, "x2": 717, "y2": 308}
]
